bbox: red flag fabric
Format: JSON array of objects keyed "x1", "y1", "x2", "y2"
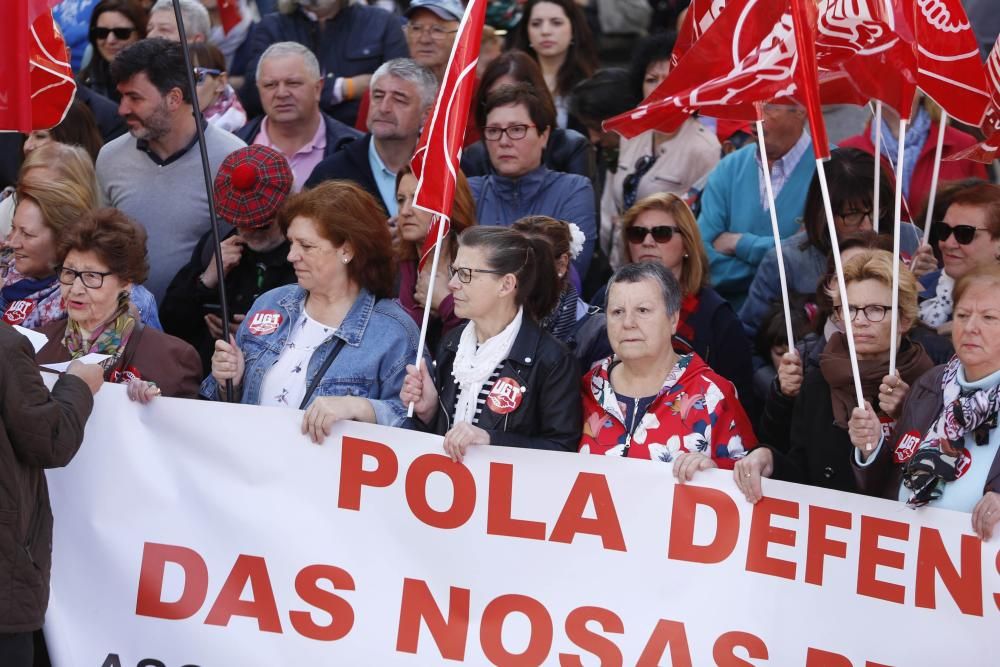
[
  {"x1": 789, "y1": 0, "x2": 829, "y2": 159},
  {"x1": 945, "y1": 34, "x2": 1000, "y2": 163},
  {"x1": 29, "y1": 0, "x2": 62, "y2": 22},
  {"x1": 411, "y1": 0, "x2": 486, "y2": 271},
  {"x1": 902, "y1": 0, "x2": 989, "y2": 126},
  {"x1": 218, "y1": 0, "x2": 243, "y2": 35},
  {"x1": 604, "y1": 0, "x2": 788, "y2": 138},
  {"x1": 0, "y1": 4, "x2": 75, "y2": 133}
]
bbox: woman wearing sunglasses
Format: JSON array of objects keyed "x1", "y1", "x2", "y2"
[
  {"x1": 919, "y1": 183, "x2": 1000, "y2": 334},
  {"x1": 78, "y1": 0, "x2": 147, "y2": 103},
  {"x1": 189, "y1": 42, "x2": 246, "y2": 133},
  {"x1": 594, "y1": 193, "x2": 754, "y2": 412},
  {"x1": 400, "y1": 227, "x2": 582, "y2": 462},
  {"x1": 733, "y1": 250, "x2": 934, "y2": 500}
]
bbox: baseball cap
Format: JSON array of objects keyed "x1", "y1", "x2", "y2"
[
  {"x1": 214, "y1": 145, "x2": 293, "y2": 229},
  {"x1": 405, "y1": 0, "x2": 465, "y2": 22}
]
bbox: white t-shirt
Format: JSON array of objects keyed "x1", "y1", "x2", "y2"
[{"x1": 259, "y1": 311, "x2": 337, "y2": 408}]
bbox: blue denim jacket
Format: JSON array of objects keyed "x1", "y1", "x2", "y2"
[{"x1": 200, "y1": 285, "x2": 420, "y2": 427}]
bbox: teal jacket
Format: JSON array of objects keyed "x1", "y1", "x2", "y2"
[{"x1": 698, "y1": 141, "x2": 817, "y2": 309}]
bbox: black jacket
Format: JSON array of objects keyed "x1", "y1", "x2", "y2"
[
  {"x1": 305, "y1": 134, "x2": 387, "y2": 213},
  {"x1": 239, "y1": 5, "x2": 408, "y2": 125},
  {"x1": 0, "y1": 324, "x2": 93, "y2": 632},
  {"x1": 76, "y1": 85, "x2": 127, "y2": 143},
  {"x1": 460, "y1": 128, "x2": 597, "y2": 185},
  {"x1": 424, "y1": 317, "x2": 583, "y2": 453},
  {"x1": 159, "y1": 229, "x2": 297, "y2": 374},
  {"x1": 235, "y1": 112, "x2": 362, "y2": 162}
]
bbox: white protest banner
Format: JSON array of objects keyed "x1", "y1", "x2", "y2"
[{"x1": 44, "y1": 386, "x2": 1000, "y2": 666}]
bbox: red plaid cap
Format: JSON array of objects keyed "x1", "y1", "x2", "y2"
[{"x1": 214, "y1": 145, "x2": 293, "y2": 229}]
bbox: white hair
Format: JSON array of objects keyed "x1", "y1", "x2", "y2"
[
  {"x1": 370, "y1": 58, "x2": 439, "y2": 109},
  {"x1": 151, "y1": 0, "x2": 211, "y2": 40},
  {"x1": 255, "y1": 42, "x2": 322, "y2": 82}
]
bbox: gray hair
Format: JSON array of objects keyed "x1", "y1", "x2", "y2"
[
  {"x1": 605, "y1": 262, "x2": 683, "y2": 316},
  {"x1": 370, "y1": 58, "x2": 439, "y2": 109},
  {"x1": 255, "y1": 42, "x2": 322, "y2": 83},
  {"x1": 151, "y1": 0, "x2": 211, "y2": 40}
]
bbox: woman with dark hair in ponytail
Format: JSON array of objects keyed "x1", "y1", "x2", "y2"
[{"x1": 401, "y1": 226, "x2": 583, "y2": 461}]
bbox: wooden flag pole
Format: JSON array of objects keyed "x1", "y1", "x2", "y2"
[{"x1": 756, "y1": 119, "x2": 795, "y2": 353}]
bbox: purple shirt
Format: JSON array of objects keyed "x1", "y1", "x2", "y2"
[{"x1": 254, "y1": 117, "x2": 327, "y2": 192}]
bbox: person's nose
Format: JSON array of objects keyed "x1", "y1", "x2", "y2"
[
  {"x1": 447, "y1": 272, "x2": 462, "y2": 292},
  {"x1": 641, "y1": 232, "x2": 656, "y2": 248}
]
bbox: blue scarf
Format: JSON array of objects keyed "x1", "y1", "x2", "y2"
[
  {"x1": 871, "y1": 105, "x2": 931, "y2": 199},
  {"x1": 0, "y1": 273, "x2": 58, "y2": 309}
]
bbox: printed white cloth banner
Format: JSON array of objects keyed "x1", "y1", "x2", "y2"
[{"x1": 44, "y1": 386, "x2": 1000, "y2": 666}]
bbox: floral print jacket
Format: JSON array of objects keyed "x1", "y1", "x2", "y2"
[{"x1": 579, "y1": 353, "x2": 757, "y2": 469}]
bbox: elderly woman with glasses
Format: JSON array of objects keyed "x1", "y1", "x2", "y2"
[
  {"x1": 733, "y1": 250, "x2": 934, "y2": 501},
  {"x1": 35, "y1": 209, "x2": 202, "y2": 400},
  {"x1": 401, "y1": 226, "x2": 582, "y2": 462},
  {"x1": 579, "y1": 262, "x2": 756, "y2": 478},
  {"x1": 599, "y1": 32, "x2": 721, "y2": 272},
  {"x1": 917, "y1": 183, "x2": 1000, "y2": 334}
]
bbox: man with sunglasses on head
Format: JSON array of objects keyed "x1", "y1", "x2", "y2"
[{"x1": 919, "y1": 183, "x2": 1000, "y2": 334}]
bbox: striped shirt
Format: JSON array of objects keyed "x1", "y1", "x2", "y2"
[{"x1": 452, "y1": 365, "x2": 503, "y2": 425}]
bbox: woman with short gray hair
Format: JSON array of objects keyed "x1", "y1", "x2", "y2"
[{"x1": 579, "y1": 262, "x2": 757, "y2": 478}]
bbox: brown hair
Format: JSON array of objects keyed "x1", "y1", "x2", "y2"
[
  {"x1": 945, "y1": 183, "x2": 1000, "y2": 238},
  {"x1": 620, "y1": 193, "x2": 708, "y2": 296},
  {"x1": 475, "y1": 50, "x2": 554, "y2": 130},
  {"x1": 58, "y1": 208, "x2": 150, "y2": 284},
  {"x1": 511, "y1": 215, "x2": 572, "y2": 288},
  {"x1": 188, "y1": 41, "x2": 227, "y2": 72},
  {"x1": 953, "y1": 264, "x2": 1000, "y2": 307},
  {"x1": 394, "y1": 164, "x2": 477, "y2": 263},
  {"x1": 482, "y1": 82, "x2": 557, "y2": 136},
  {"x1": 511, "y1": 0, "x2": 598, "y2": 97},
  {"x1": 45, "y1": 100, "x2": 104, "y2": 162},
  {"x1": 278, "y1": 181, "x2": 396, "y2": 298}
]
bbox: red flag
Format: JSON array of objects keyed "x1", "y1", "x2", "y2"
[
  {"x1": 605, "y1": 0, "x2": 788, "y2": 138},
  {"x1": 945, "y1": 34, "x2": 1000, "y2": 163},
  {"x1": 789, "y1": 0, "x2": 829, "y2": 159},
  {"x1": 218, "y1": 0, "x2": 243, "y2": 35},
  {"x1": 0, "y1": 4, "x2": 75, "y2": 133},
  {"x1": 412, "y1": 0, "x2": 486, "y2": 271},
  {"x1": 902, "y1": 0, "x2": 989, "y2": 126},
  {"x1": 28, "y1": 0, "x2": 62, "y2": 22}
]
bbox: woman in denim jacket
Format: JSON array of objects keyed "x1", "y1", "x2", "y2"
[{"x1": 203, "y1": 182, "x2": 420, "y2": 441}]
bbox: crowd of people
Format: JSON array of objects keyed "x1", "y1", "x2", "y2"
[{"x1": 1, "y1": 0, "x2": 1000, "y2": 661}]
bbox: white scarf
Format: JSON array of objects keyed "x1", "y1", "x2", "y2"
[{"x1": 452, "y1": 307, "x2": 524, "y2": 424}]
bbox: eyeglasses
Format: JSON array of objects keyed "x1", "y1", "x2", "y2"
[
  {"x1": 194, "y1": 67, "x2": 222, "y2": 84},
  {"x1": 448, "y1": 265, "x2": 505, "y2": 284},
  {"x1": 622, "y1": 154, "x2": 656, "y2": 210},
  {"x1": 832, "y1": 303, "x2": 892, "y2": 323},
  {"x1": 931, "y1": 221, "x2": 990, "y2": 245},
  {"x1": 483, "y1": 124, "x2": 537, "y2": 142},
  {"x1": 90, "y1": 27, "x2": 136, "y2": 41},
  {"x1": 56, "y1": 266, "x2": 114, "y2": 289},
  {"x1": 405, "y1": 24, "x2": 459, "y2": 40},
  {"x1": 836, "y1": 207, "x2": 882, "y2": 230},
  {"x1": 625, "y1": 225, "x2": 681, "y2": 244}
]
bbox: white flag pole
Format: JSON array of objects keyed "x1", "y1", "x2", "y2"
[
  {"x1": 756, "y1": 120, "x2": 795, "y2": 352},
  {"x1": 816, "y1": 158, "x2": 865, "y2": 412},
  {"x1": 872, "y1": 102, "x2": 883, "y2": 234},
  {"x1": 921, "y1": 111, "x2": 949, "y2": 245},
  {"x1": 889, "y1": 117, "x2": 908, "y2": 377},
  {"x1": 407, "y1": 215, "x2": 448, "y2": 419}
]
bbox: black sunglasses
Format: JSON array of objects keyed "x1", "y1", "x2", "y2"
[
  {"x1": 625, "y1": 225, "x2": 680, "y2": 244},
  {"x1": 91, "y1": 26, "x2": 136, "y2": 40},
  {"x1": 931, "y1": 221, "x2": 990, "y2": 245}
]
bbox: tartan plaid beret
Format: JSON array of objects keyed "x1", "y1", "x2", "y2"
[{"x1": 214, "y1": 145, "x2": 293, "y2": 229}]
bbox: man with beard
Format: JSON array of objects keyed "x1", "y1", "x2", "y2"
[
  {"x1": 305, "y1": 58, "x2": 437, "y2": 216},
  {"x1": 240, "y1": 0, "x2": 407, "y2": 126},
  {"x1": 96, "y1": 38, "x2": 245, "y2": 304}
]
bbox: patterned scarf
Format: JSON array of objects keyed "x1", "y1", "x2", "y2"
[
  {"x1": 0, "y1": 265, "x2": 63, "y2": 329},
  {"x1": 918, "y1": 271, "x2": 953, "y2": 327},
  {"x1": 672, "y1": 292, "x2": 701, "y2": 353},
  {"x1": 62, "y1": 291, "x2": 138, "y2": 370},
  {"x1": 542, "y1": 284, "x2": 580, "y2": 343},
  {"x1": 902, "y1": 357, "x2": 1000, "y2": 507}
]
